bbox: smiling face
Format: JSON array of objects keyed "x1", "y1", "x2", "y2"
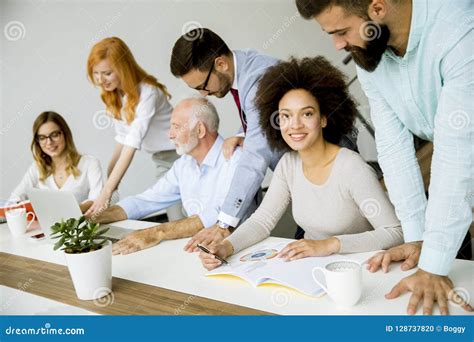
[
  {"x1": 92, "y1": 59, "x2": 121, "y2": 92},
  {"x1": 36, "y1": 121, "x2": 66, "y2": 158},
  {"x1": 315, "y1": 5, "x2": 390, "y2": 72},
  {"x1": 278, "y1": 89, "x2": 327, "y2": 152}
]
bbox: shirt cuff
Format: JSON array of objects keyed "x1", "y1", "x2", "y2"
[
  {"x1": 418, "y1": 243, "x2": 456, "y2": 276},
  {"x1": 117, "y1": 198, "x2": 140, "y2": 220},
  {"x1": 334, "y1": 235, "x2": 355, "y2": 254},
  {"x1": 123, "y1": 131, "x2": 142, "y2": 150},
  {"x1": 217, "y1": 211, "x2": 240, "y2": 228},
  {"x1": 401, "y1": 219, "x2": 425, "y2": 243},
  {"x1": 115, "y1": 133, "x2": 141, "y2": 150},
  {"x1": 114, "y1": 135, "x2": 125, "y2": 146},
  {"x1": 226, "y1": 234, "x2": 244, "y2": 254}
]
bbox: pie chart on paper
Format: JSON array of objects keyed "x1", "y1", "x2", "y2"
[{"x1": 240, "y1": 249, "x2": 278, "y2": 262}]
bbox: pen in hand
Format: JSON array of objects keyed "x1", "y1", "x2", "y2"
[{"x1": 197, "y1": 244, "x2": 229, "y2": 265}]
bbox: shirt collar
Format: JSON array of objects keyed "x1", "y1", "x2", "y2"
[
  {"x1": 231, "y1": 51, "x2": 238, "y2": 90},
  {"x1": 405, "y1": 0, "x2": 427, "y2": 54},
  {"x1": 200, "y1": 135, "x2": 224, "y2": 168}
]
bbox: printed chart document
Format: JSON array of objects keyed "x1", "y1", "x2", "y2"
[{"x1": 207, "y1": 242, "x2": 369, "y2": 297}]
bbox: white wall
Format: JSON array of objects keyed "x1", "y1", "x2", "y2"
[{"x1": 0, "y1": 0, "x2": 376, "y2": 200}]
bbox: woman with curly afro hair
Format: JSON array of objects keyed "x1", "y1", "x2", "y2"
[{"x1": 199, "y1": 57, "x2": 403, "y2": 270}]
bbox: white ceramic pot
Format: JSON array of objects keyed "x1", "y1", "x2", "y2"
[{"x1": 64, "y1": 240, "x2": 112, "y2": 300}]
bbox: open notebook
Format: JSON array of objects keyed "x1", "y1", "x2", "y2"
[{"x1": 206, "y1": 242, "x2": 370, "y2": 297}]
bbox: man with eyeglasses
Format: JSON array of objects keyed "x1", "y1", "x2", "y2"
[{"x1": 169, "y1": 28, "x2": 281, "y2": 251}]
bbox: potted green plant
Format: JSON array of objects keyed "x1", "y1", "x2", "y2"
[{"x1": 51, "y1": 216, "x2": 112, "y2": 300}]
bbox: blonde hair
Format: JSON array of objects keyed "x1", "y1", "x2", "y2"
[
  {"x1": 87, "y1": 37, "x2": 171, "y2": 124},
  {"x1": 31, "y1": 111, "x2": 81, "y2": 182}
]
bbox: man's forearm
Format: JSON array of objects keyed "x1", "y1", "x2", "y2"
[
  {"x1": 156, "y1": 215, "x2": 204, "y2": 241},
  {"x1": 92, "y1": 205, "x2": 128, "y2": 224}
]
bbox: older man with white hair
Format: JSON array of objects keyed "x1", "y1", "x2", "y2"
[{"x1": 87, "y1": 96, "x2": 256, "y2": 255}]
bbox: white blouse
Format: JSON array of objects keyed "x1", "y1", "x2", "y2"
[
  {"x1": 9, "y1": 155, "x2": 104, "y2": 203},
  {"x1": 114, "y1": 82, "x2": 174, "y2": 154}
]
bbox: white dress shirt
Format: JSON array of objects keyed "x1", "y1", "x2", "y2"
[
  {"x1": 118, "y1": 136, "x2": 255, "y2": 228},
  {"x1": 10, "y1": 155, "x2": 104, "y2": 203},
  {"x1": 114, "y1": 82, "x2": 174, "y2": 153}
]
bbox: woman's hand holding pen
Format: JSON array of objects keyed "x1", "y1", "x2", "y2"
[{"x1": 199, "y1": 240, "x2": 234, "y2": 271}]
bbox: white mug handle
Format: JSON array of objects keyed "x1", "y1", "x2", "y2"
[
  {"x1": 312, "y1": 266, "x2": 329, "y2": 293},
  {"x1": 26, "y1": 212, "x2": 36, "y2": 230}
]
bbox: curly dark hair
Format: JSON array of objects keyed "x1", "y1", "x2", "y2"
[{"x1": 256, "y1": 56, "x2": 357, "y2": 152}]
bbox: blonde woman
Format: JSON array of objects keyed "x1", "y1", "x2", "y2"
[
  {"x1": 86, "y1": 37, "x2": 181, "y2": 219},
  {"x1": 10, "y1": 111, "x2": 104, "y2": 203}
]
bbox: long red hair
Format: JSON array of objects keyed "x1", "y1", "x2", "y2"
[{"x1": 87, "y1": 37, "x2": 171, "y2": 124}]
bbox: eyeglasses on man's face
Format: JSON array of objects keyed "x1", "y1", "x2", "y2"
[{"x1": 194, "y1": 61, "x2": 215, "y2": 92}]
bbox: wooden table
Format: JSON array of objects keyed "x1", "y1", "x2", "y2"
[{"x1": 0, "y1": 252, "x2": 270, "y2": 315}]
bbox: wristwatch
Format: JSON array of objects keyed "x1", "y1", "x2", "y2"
[{"x1": 217, "y1": 220, "x2": 230, "y2": 229}]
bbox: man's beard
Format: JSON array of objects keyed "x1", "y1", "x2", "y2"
[
  {"x1": 175, "y1": 130, "x2": 199, "y2": 156},
  {"x1": 209, "y1": 71, "x2": 233, "y2": 98},
  {"x1": 347, "y1": 23, "x2": 390, "y2": 72}
]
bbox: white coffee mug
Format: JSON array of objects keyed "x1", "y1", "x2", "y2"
[
  {"x1": 5, "y1": 208, "x2": 35, "y2": 237},
  {"x1": 312, "y1": 260, "x2": 362, "y2": 307}
]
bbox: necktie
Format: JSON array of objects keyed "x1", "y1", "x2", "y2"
[{"x1": 230, "y1": 88, "x2": 247, "y2": 133}]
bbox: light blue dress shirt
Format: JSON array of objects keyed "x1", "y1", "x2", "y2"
[
  {"x1": 118, "y1": 136, "x2": 254, "y2": 228},
  {"x1": 357, "y1": 0, "x2": 473, "y2": 275}
]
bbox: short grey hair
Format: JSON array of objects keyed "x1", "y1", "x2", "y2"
[{"x1": 188, "y1": 96, "x2": 220, "y2": 133}]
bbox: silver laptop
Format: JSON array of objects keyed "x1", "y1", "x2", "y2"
[{"x1": 27, "y1": 189, "x2": 132, "y2": 241}]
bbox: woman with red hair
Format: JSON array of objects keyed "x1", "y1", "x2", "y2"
[{"x1": 86, "y1": 37, "x2": 181, "y2": 219}]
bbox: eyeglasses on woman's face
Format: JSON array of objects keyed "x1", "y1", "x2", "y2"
[{"x1": 36, "y1": 130, "x2": 63, "y2": 145}]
